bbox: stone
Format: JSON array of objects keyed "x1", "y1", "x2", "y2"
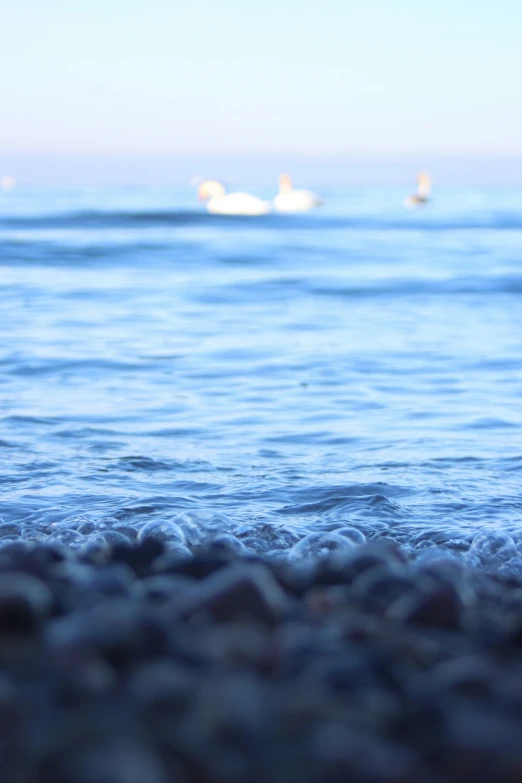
[
  {"x1": 169, "y1": 562, "x2": 292, "y2": 624},
  {"x1": 388, "y1": 583, "x2": 463, "y2": 629}
]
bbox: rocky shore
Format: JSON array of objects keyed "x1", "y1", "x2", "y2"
[{"x1": 2, "y1": 535, "x2": 522, "y2": 782}]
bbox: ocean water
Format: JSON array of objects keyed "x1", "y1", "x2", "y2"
[{"x1": 1, "y1": 185, "x2": 522, "y2": 568}]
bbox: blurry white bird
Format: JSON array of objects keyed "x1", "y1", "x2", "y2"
[
  {"x1": 405, "y1": 172, "x2": 432, "y2": 207},
  {"x1": 198, "y1": 180, "x2": 271, "y2": 215},
  {"x1": 273, "y1": 173, "x2": 322, "y2": 212}
]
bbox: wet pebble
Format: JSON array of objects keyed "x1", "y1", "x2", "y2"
[
  {"x1": 0, "y1": 522, "x2": 24, "y2": 541},
  {"x1": 46, "y1": 528, "x2": 85, "y2": 549},
  {"x1": 200, "y1": 533, "x2": 250, "y2": 556},
  {"x1": 290, "y1": 531, "x2": 362, "y2": 562},
  {"x1": 469, "y1": 530, "x2": 517, "y2": 567},
  {"x1": 173, "y1": 509, "x2": 238, "y2": 546},
  {"x1": 83, "y1": 530, "x2": 132, "y2": 554},
  {"x1": 335, "y1": 526, "x2": 367, "y2": 546},
  {"x1": 137, "y1": 520, "x2": 186, "y2": 546}
]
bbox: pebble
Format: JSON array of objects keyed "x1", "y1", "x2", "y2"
[
  {"x1": 469, "y1": 530, "x2": 518, "y2": 566},
  {"x1": 137, "y1": 520, "x2": 186, "y2": 546},
  {"x1": 169, "y1": 561, "x2": 291, "y2": 624},
  {"x1": 388, "y1": 582, "x2": 464, "y2": 629},
  {"x1": 1, "y1": 537, "x2": 522, "y2": 782},
  {"x1": 290, "y1": 531, "x2": 361, "y2": 562}
]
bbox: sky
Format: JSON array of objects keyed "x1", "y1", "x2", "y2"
[{"x1": 1, "y1": 0, "x2": 521, "y2": 183}]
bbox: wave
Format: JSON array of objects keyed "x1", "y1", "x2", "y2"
[
  {"x1": 0, "y1": 356, "x2": 170, "y2": 377},
  {"x1": 1, "y1": 208, "x2": 522, "y2": 232},
  {"x1": 214, "y1": 274, "x2": 522, "y2": 300}
]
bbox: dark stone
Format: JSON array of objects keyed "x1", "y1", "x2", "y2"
[
  {"x1": 412, "y1": 656, "x2": 495, "y2": 701},
  {"x1": 49, "y1": 599, "x2": 169, "y2": 670},
  {"x1": 169, "y1": 562, "x2": 292, "y2": 624},
  {"x1": 0, "y1": 572, "x2": 52, "y2": 635},
  {"x1": 198, "y1": 534, "x2": 250, "y2": 557},
  {"x1": 170, "y1": 553, "x2": 233, "y2": 580},
  {"x1": 388, "y1": 583, "x2": 464, "y2": 629},
  {"x1": 129, "y1": 659, "x2": 196, "y2": 712},
  {"x1": 352, "y1": 564, "x2": 417, "y2": 610},
  {"x1": 140, "y1": 574, "x2": 193, "y2": 603},
  {"x1": 110, "y1": 539, "x2": 164, "y2": 574}
]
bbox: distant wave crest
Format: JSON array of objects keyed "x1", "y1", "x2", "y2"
[{"x1": 2, "y1": 208, "x2": 522, "y2": 232}]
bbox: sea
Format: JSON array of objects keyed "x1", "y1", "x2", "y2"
[{"x1": 1, "y1": 185, "x2": 522, "y2": 570}]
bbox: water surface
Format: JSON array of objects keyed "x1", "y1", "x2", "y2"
[{"x1": 1, "y1": 186, "x2": 521, "y2": 563}]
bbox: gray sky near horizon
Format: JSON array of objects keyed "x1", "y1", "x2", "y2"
[{"x1": 1, "y1": 1, "x2": 521, "y2": 159}]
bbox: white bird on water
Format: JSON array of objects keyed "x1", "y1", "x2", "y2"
[
  {"x1": 405, "y1": 172, "x2": 432, "y2": 207},
  {"x1": 273, "y1": 173, "x2": 322, "y2": 212},
  {"x1": 198, "y1": 180, "x2": 271, "y2": 216}
]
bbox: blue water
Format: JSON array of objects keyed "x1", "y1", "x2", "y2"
[{"x1": 1, "y1": 185, "x2": 522, "y2": 565}]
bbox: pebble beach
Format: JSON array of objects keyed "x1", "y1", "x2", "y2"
[{"x1": 4, "y1": 534, "x2": 522, "y2": 782}]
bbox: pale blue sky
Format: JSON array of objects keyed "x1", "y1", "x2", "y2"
[
  {"x1": 1, "y1": 0, "x2": 521, "y2": 159},
  {"x1": 1, "y1": 0, "x2": 521, "y2": 188}
]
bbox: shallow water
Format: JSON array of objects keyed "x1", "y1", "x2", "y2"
[{"x1": 1, "y1": 185, "x2": 522, "y2": 566}]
